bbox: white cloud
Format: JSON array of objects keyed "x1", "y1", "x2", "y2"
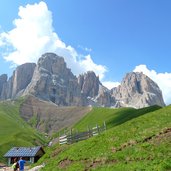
[
  {"x1": 0, "y1": 40, "x2": 3, "y2": 46},
  {"x1": 85, "y1": 47, "x2": 92, "y2": 52},
  {"x1": 78, "y1": 45, "x2": 92, "y2": 52},
  {"x1": 134, "y1": 65, "x2": 171, "y2": 105},
  {"x1": 102, "y1": 81, "x2": 120, "y2": 90},
  {"x1": 0, "y1": 1, "x2": 107, "y2": 79},
  {"x1": 79, "y1": 55, "x2": 107, "y2": 80}
]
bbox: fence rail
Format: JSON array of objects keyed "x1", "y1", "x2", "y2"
[{"x1": 59, "y1": 122, "x2": 106, "y2": 145}]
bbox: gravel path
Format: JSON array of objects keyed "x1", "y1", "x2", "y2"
[{"x1": 0, "y1": 165, "x2": 44, "y2": 171}]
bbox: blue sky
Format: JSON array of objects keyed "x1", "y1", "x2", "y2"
[{"x1": 0, "y1": 0, "x2": 171, "y2": 104}]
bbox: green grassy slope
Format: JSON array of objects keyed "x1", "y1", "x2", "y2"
[
  {"x1": 38, "y1": 105, "x2": 171, "y2": 171},
  {"x1": 72, "y1": 105, "x2": 161, "y2": 130},
  {"x1": 0, "y1": 99, "x2": 47, "y2": 163}
]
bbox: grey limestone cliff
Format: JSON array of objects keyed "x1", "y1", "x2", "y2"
[
  {"x1": 24, "y1": 53, "x2": 83, "y2": 106},
  {"x1": 78, "y1": 71, "x2": 100, "y2": 98},
  {"x1": 0, "y1": 74, "x2": 7, "y2": 99},
  {"x1": 111, "y1": 72, "x2": 165, "y2": 108},
  {"x1": 12, "y1": 63, "x2": 36, "y2": 98},
  {"x1": 0, "y1": 63, "x2": 36, "y2": 99},
  {"x1": 0, "y1": 52, "x2": 166, "y2": 108},
  {"x1": 78, "y1": 71, "x2": 114, "y2": 107}
]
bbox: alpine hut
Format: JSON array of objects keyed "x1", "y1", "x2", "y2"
[{"x1": 4, "y1": 146, "x2": 45, "y2": 166}]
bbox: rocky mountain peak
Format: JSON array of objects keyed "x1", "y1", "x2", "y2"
[
  {"x1": 0, "y1": 53, "x2": 166, "y2": 108},
  {"x1": 12, "y1": 63, "x2": 36, "y2": 98},
  {"x1": 111, "y1": 72, "x2": 165, "y2": 108},
  {"x1": 0, "y1": 74, "x2": 7, "y2": 96},
  {"x1": 37, "y1": 53, "x2": 68, "y2": 76},
  {"x1": 24, "y1": 53, "x2": 82, "y2": 106},
  {"x1": 78, "y1": 71, "x2": 101, "y2": 98},
  {"x1": 0, "y1": 63, "x2": 36, "y2": 99},
  {"x1": 78, "y1": 71, "x2": 114, "y2": 107}
]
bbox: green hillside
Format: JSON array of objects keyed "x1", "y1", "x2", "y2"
[
  {"x1": 37, "y1": 105, "x2": 171, "y2": 171},
  {"x1": 0, "y1": 98, "x2": 47, "y2": 163},
  {"x1": 72, "y1": 105, "x2": 161, "y2": 131}
]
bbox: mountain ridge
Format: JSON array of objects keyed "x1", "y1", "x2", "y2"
[{"x1": 0, "y1": 52, "x2": 165, "y2": 108}]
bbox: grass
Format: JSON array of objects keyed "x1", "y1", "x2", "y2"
[
  {"x1": 71, "y1": 105, "x2": 161, "y2": 131},
  {"x1": 37, "y1": 105, "x2": 171, "y2": 171},
  {"x1": 0, "y1": 98, "x2": 48, "y2": 163}
]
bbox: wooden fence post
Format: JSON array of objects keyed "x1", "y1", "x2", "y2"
[
  {"x1": 96, "y1": 124, "x2": 99, "y2": 134},
  {"x1": 104, "y1": 121, "x2": 106, "y2": 131},
  {"x1": 87, "y1": 126, "x2": 91, "y2": 137}
]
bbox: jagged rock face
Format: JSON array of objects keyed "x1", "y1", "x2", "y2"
[
  {"x1": 0, "y1": 74, "x2": 7, "y2": 96},
  {"x1": 78, "y1": 71, "x2": 113, "y2": 107},
  {"x1": 95, "y1": 85, "x2": 114, "y2": 107},
  {"x1": 24, "y1": 53, "x2": 83, "y2": 106},
  {"x1": 78, "y1": 71, "x2": 100, "y2": 97},
  {"x1": 4, "y1": 76, "x2": 13, "y2": 99},
  {"x1": 111, "y1": 72, "x2": 165, "y2": 108},
  {"x1": 0, "y1": 52, "x2": 166, "y2": 108},
  {"x1": 0, "y1": 63, "x2": 36, "y2": 99},
  {"x1": 12, "y1": 63, "x2": 36, "y2": 98}
]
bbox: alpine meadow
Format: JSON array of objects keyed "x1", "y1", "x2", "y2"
[{"x1": 0, "y1": 1, "x2": 171, "y2": 171}]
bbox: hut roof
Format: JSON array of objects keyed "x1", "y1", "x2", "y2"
[{"x1": 4, "y1": 146, "x2": 44, "y2": 157}]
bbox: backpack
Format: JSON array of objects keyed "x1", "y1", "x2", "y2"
[
  {"x1": 16, "y1": 162, "x2": 19, "y2": 168},
  {"x1": 11, "y1": 162, "x2": 17, "y2": 169}
]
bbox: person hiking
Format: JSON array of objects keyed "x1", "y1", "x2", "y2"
[
  {"x1": 18, "y1": 157, "x2": 26, "y2": 171},
  {"x1": 12, "y1": 158, "x2": 19, "y2": 171}
]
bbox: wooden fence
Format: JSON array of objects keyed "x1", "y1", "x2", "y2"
[{"x1": 59, "y1": 122, "x2": 106, "y2": 145}]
